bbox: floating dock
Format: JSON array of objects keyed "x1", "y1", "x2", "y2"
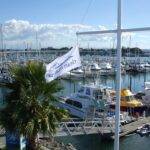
[{"x1": 112, "y1": 116, "x2": 150, "y2": 139}]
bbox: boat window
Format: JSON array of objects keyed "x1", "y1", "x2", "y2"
[
  {"x1": 93, "y1": 90, "x2": 102, "y2": 100},
  {"x1": 103, "y1": 89, "x2": 107, "y2": 95},
  {"x1": 73, "y1": 101, "x2": 82, "y2": 108},
  {"x1": 66, "y1": 99, "x2": 73, "y2": 105},
  {"x1": 78, "y1": 87, "x2": 84, "y2": 93},
  {"x1": 66, "y1": 99, "x2": 82, "y2": 108},
  {"x1": 125, "y1": 96, "x2": 134, "y2": 101},
  {"x1": 86, "y1": 88, "x2": 91, "y2": 96},
  {"x1": 121, "y1": 97, "x2": 125, "y2": 101}
]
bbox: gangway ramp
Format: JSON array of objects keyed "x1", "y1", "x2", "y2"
[{"x1": 55, "y1": 118, "x2": 114, "y2": 137}]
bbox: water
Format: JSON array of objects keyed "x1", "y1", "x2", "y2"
[
  {"x1": 57, "y1": 72, "x2": 150, "y2": 150},
  {"x1": 61, "y1": 72, "x2": 150, "y2": 96},
  {"x1": 57, "y1": 134, "x2": 150, "y2": 150}
]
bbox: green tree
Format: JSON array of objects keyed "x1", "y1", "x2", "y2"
[{"x1": 0, "y1": 61, "x2": 67, "y2": 150}]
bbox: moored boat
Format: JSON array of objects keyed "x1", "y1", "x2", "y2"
[
  {"x1": 58, "y1": 83, "x2": 113, "y2": 119},
  {"x1": 110, "y1": 89, "x2": 145, "y2": 116},
  {"x1": 135, "y1": 82, "x2": 150, "y2": 107},
  {"x1": 136, "y1": 123, "x2": 150, "y2": 136}
]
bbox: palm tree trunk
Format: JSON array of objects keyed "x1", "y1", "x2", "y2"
[{"x1": 27, "y1": 135, "x2": 37, "y2": 150}]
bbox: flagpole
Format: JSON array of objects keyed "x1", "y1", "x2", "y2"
[{"x1": 114, "y1": 0, "x2": 121, "y2": 150}]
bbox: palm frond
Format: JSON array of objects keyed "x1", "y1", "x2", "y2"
[{"x1": 0, "y1": 61, "x2": 67, "y2": 141}]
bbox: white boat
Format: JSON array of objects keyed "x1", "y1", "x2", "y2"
[
  {"x1": 82, "y1": 64, "x2": 101, "y2": 78},
  {"x1": 136, "y1": 123, "x2": 150, "y2": 136},
  {"x1": 100, "y1": 62, "x2": 112, "y2": 70},
  {"x1": 90, "y1": 63, "x2": 101, "y2": 71},
  {"x1": 61, "y1": 68, "x2": 85, "y2": 79},
  {"x1": 145, "y1": 62, "x2": 150, "y2": 68},
  {"x1": 99, "y1": 62, "x2": 116, "y2": 75},
  {"x1": 58, "y1": 84, "x2": 113, "y2": 119},
  {"x1": 142, "y1": 82, "x2": 150, "y2": 106},
  {"x1": 71, "y1": 68, "x2": 85, "y2": 78},
  {"x1": 136, "y1": 82, "x2": 150, "y2": 107},
  {"x1": 106, "y1": 111, "x2": 135, "y2": 125},
  {"x1": 144, "y1": 63, "x2": 150, "y2": 72}
]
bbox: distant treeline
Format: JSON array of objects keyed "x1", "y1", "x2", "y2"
[
  {"x1": 41, "y1": 46, "x2": 149, "y2": 57},
  {"x1": 41, "y1": 47, "x2": 70, "y2": 51},
  {"x1": 0, "y1": 46, "x2": 149, "y2": 57}
]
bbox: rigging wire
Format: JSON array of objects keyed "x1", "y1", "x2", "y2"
[
  {"x1": 80, "y1": 0, "x2": 95, "y2": 24},
  {"x1": 76, "y1": 0, "x2": 95, "y2": 46}
]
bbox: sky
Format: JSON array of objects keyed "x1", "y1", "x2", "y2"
[{"x1": 0, "y1": 0, "x2": 150, "y2": 49}]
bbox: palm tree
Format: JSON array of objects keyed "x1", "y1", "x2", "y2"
[{"x1": 0, "y1": 61, "x2": 67, "y2": 150}]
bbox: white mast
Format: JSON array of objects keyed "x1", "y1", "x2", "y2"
[
  {"x1": 35, "y1": 32, "x2": 38, "y2": 59},
  {"x1": 0, "y1": 24, "x2": 4, "y2": 66},
  {"x1": 114, "y1": 0, "x2": 121, "y2": 150},
  {"x1": 0, "y1": 24, "x2": 4, "y2": 51}
]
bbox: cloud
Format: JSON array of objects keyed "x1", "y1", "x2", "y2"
[
  {"x1": 2, "y1": 19, "x2": 114, "y2": 49},
  {"x1": 1, "y1": 19, "x2": 149, "y2": 49}
]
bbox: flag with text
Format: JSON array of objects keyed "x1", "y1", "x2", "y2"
[{"x1": 45, "y1": 46, "x2": 81, "y2": 82}]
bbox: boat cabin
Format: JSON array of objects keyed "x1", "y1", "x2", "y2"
[
  {"x1": 120, "y1": 89, "x2": 143, "y2": 108},
  {"x1": 59, "y1": 84, "x2": 113, "y2": 119},
  {"x1": 76, "y1": 84, "x2": 112, "y2": 102}
]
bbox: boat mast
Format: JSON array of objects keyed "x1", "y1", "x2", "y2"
[
  {"x1": 114, "y1": 0, "x2": 121, "y2": 150},
  {"x1": 0, "y1": 24, "x2": 4, "y2": 65},
  {"x1": 35, "y1": 31, "x2": 39, "y2": 59},
  {"x1": 0, "y1": 24, "x2": 3, "y2": 51}
]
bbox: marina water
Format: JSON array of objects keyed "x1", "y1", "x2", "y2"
[{"x1": 57, "y1": 134, "x2": 150, "y2": 150}]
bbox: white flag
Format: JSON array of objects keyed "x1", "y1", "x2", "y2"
[{"x1": 45, "y1": 46, "x2": 81, "y2": 82}]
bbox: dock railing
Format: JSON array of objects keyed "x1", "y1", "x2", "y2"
[{"x1": 55, "y1": 117, "x2": 115, "y2": 137}]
